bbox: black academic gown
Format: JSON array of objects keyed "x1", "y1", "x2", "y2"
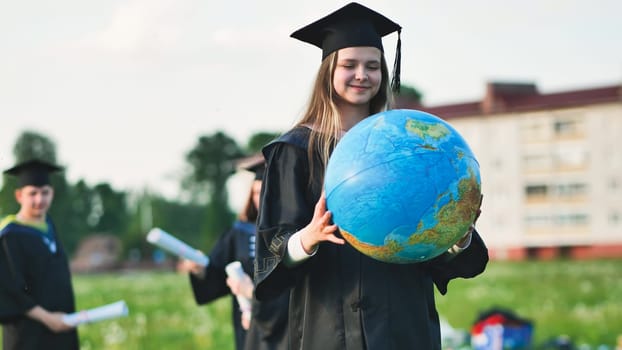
[
  {"x1": 255, "y1": 126, "x2": 489, "y2": 350},
  {"x1": 0, "y1": 216, "x2": 79, "y2": 350},
  {"x1": 189, "y1": 221, "x2": 288, "y2": 350},
  {"x1": 243, "y1": 294, "x2": 288, "y2": 350}
]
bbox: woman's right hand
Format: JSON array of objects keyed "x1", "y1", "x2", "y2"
[
  {"x1": 177, "y1": 258, "x2": 205, "y2": 277},
  {"x1": 299, "y1": 192, "x2": 344, "y2": 254},
  {"x1": 45, "y1": 312, "x2": 75, "y2": 333},
  {"x1": 27, "y1": 306, "x2": 74, "y2": 333}
]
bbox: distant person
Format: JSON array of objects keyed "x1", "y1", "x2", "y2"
[
  {"x1": 178, "y1": 155, "x2": 288, "y2": 350},
  {"x1": 0, "y1": 159, "x2": 79, "y2": 350},
  {"x1": 253, "y1": 3, "x2": 488, "y2": 349}
]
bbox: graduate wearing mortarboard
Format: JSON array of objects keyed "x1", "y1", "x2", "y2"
[
  {"x1": 178, "y1": 154, "x2": 288, "y2": 350},
  {"x1": 253, "y1": 3, "x2": 489, "y2": 349},
  {"x1": 0, "y1": 159, "x2": 79, "y2": 350}
]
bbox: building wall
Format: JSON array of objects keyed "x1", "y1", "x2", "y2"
[
  {"x1": 441, "y1": 100, "x2": 622, "y2": 259},
  {"x1": 589, "y1": 106, "x2": 622, "y2": 241}
]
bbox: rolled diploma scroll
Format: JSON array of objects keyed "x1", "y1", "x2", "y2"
[
  {"x1": 146, "y1": 228, "x2": 209, "y2": 267},
  {"x1": 62, "y1": 300, "x2": 129, "y2": 327},
  {"x1": 225, "y1": 261, "x2": 252, "y2": 323}
]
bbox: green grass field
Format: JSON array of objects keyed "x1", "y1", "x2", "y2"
[
  {"x1": 72, "y1": 272, "x2": 234, "y2": 350},
  {"x1": 435, "y1": 259, "x2": 622, "y2": 348},
  {"x1": 3, "y1": 259, "x2": 622, "y2": 349}
]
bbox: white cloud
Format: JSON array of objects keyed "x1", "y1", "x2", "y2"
[
  {"x1": 207, "y1": 25, "x2": 290, "y2": 49},
  {"x1": 81, "y1": 0, "x2": 190, "y2": 54}
]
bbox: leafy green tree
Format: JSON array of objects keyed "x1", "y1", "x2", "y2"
[
  {"x1": 69, "y1": 179, "x2": 96, "y2": 233},
  {"x1": 0, "y1": 176, "x2": 19, "y2": 217},
  {"x1": 183, "y1": 131, "x2": 244, "y2": 246},
  {"x1": 49, "y1": 175, "x2": 86, "y2": 254},
  {"x1": 124, "y1": 191, "x2": 208, "y2": 259},
  {"x1": 393, "y1": 83, "x2": 424, "y2": 108},
  {"x1": 13, "y1": 130, "x2": 58, "y2": 162},
  {"x1": 246, "y1": 132, "x2": 281, "y2": 153},
  {"x1": 90, "y1": 183, "x2": 129, "y2": 236}
]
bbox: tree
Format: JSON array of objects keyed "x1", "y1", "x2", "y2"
[
  {"x1": 247, "y1": 132, "x2": 281, "y2": 153},
  {"x1": 58, "y1": 180, "x2": 94, "y2": 254},
  {"x1": 124, "y1": 191, "x2": 207, "y2": 259},
  {"x1": 0, "y1": 176, "x2": 19, "y2": 217},
  {"x1": 183, "y1": 132, "x2": 243, "y2": 201},
  {"x1": 90, "y1": 183, "x2": 129, "y2": 235},
  {"x1": 394, "y1": 83, "x2": 424, "y2": 108},
  {"x1": 13, "y1": 130, "x2": 58, "y2": 163},
  {"x1": 183, "y1": 131, "x2": 244, "y2": 245}
]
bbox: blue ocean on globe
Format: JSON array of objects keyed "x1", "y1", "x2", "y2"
[{"x1": 324, "y1": 109, "x2": 481, "y2": 263}]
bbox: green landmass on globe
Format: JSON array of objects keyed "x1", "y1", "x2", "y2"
[{"x1": 325, "y1": 109, "x2": 482, "y2": 263}]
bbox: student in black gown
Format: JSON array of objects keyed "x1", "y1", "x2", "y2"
[
  {"x1": 0, "y1": 159, "x2": 79, "y2": 350},
  {"x1": 179, "y1": 155, "x2": 288, "y2": 350},
  {"x1": 254, "y1": 3, "x2": 489, "y2": 350}
]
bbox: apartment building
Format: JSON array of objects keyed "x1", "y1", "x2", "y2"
[{"x1": 396, "y1": 82, "x2": 622, "y2": 260}]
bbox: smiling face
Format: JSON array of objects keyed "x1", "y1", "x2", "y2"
[
  {"x1": 15, "y1": 185, "x2": 54, "y2": 221},
  {"x1": 332, "y1": 46, "x2": 383, "y2": 107}
]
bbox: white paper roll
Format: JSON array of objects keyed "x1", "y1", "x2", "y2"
[
  {"x1": 146, "y1": 227, "x2": 209, "y2": 266},
  {"x1": 225, "y1": 261, "x2": 252, "y2": 323},
  {"x1": 62, "y1": 300, "x2": 129, "y2": 327}
]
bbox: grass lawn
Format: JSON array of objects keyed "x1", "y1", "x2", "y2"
[
  {"x1": 72, "y1": 271, "x2": 234, "y2": 350},
  {"x1": 2, "y1": 259, "x2": 621, "y2": 349},
  {"x1": 435, "y1": 259, "x2": 622, "y2": 348}
]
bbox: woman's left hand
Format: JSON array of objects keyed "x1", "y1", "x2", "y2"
[
  {"x1": 455, "y1": 194, "x2": 484, "y2": 247},
  {"x1": 226, "y1": 273, "x2": 254, "y2": 300}
]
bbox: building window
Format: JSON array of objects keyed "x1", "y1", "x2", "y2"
[
  {"x1": 525, "y1": 184, "x2": 547, "y2": 197},
  {"x1": 554, "y1": 120, "x2": 575, "y2": 134},
  {"x1": 554, "y1": 213, "x2": 589, "y2": 226},
  {"x1": 553, "y1": 117, "x2": 583, "y2": 138},
  {"x1": 525, "y1": 183, "x2": 588, "y2": 201},
  {"x1": 525, "y1": 214, "x2": 550, "y2": 228},
  {"x1": 525, "y1": 213, "x2": 589, "y2": 228},
  {"x1": 555, "y1": 183, "x2": 587, "y2": 197}
]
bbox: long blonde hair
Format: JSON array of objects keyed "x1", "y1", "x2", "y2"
[{"x1": 296, "y1": 50, "x2": 391, "y2": 182}]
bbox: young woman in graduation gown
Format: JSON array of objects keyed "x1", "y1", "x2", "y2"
[
  {"x1": 179, "y1": 161, "x2": 288, "y2": 350},
  {"x1": 254, "y1": 3, "x2": 489, "y2": 350},
  {"x1": 0, "y1": 160, "x2": 79, "y2": 350}
]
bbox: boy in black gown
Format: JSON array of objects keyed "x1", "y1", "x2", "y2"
[{"x1": 0, "y1": 159, "x2": 79, "y2": 350}]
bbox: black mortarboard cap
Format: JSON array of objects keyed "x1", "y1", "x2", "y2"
[
  {"x1": 236, "y1": 153, "x2": 266, "y2": 180},
  {"x1": 290, "y1": 2, "x2": 402, "y2": 92},
  {"x1": 3, "y1": 159, "x2": 63, "y2": 187}
]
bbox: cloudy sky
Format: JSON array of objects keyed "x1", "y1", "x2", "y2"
[{"x1": 1, "y1": 0, "x2": 621, "y2": 199}]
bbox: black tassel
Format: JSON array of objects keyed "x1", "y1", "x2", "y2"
[{"x1": 390, "y1": 29, "x2": 402, "y2": 93}]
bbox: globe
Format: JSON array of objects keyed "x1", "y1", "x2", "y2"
[{"x1": 324, "y1": 109, "x2": 481, "y2": 263}]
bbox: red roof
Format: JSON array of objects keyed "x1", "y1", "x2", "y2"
[{"x1": 395, "y1": 82, "x2": 622, "y2": 120}]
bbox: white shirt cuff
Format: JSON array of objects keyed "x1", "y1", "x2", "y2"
[
  {"x1": 284, "y1": 231, "x2": 317, "y2": 267},
  {"x1": 447, "y1": 226, "x2": 474, "y2": 256}
]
